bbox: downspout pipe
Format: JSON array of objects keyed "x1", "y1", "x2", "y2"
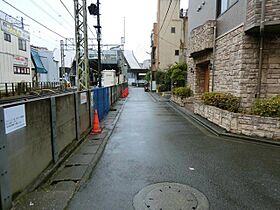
[
  {"x1": 256, "y1": 0, "x2": 266, "y2": 98},
  {"x1": 211, "y1": 24, "x2": 217, "y2": 92}
]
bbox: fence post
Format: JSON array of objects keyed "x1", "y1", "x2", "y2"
[
  {"x1": 50, "y1": 97, "x2": 59, "y2": 163},
  {"x1": 88, "y1": 90, "x2": 93, "y2": 128},
  {"x1": 74, "y1": 92, "x2": 80, "y2": 141},
  {"x1": 0, "y1": 108, "x2": 12, "y2": 210}
]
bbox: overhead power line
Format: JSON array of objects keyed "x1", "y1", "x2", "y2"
[
  {"x1": 159, "y1": 0, "x2": 173, "y2": 33},
  {"x1": 2, "y1": 0, "x2": 73, "y2": 42},
  {"x1": 41, "y1": 0, "x2": 75, "y2": 29},
  {"x1": 29, "y1": 0, "x2": 74, "y2": 33},
  {"x1": 60, "y1": 0, "x2": 74, "y2": 19},
  {"x1": 60, "y1": 0, "x2": 96, "y2": 38},
  {"x1": 163, "y1": 0, "x2": 178, "y2": 36}
]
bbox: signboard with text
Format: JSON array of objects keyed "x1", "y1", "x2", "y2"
[
  {"x1": 0, "y1": 20, "x2": 30, "y2": 41},
  {"x1": 13, "y1": 56, "x2": 28, "y2": 67},
  {"x1": 4, "y1": 104, "x2": 26, "y2": 134}
]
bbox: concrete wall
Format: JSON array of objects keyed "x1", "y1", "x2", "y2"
[
  {"x1": 217, "y1": 0, "x2": 246, "y2": 36},
  {"x1": 1, "y1": 91, "x2": 92, "y2": 197},
  {"x1": 0, "y1": 83, "x2": 127, "y2": 204},
  {"x1": 188, "y1": 0, "x2": 216, "y2": 36},
  {"x1": 56, "y1": 94, "x2": 76, "y2": 154},
  {"x1": 6, "y1": 98, "x2": 52, "y2": 195}
]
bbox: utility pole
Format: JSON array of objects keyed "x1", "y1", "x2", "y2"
[
  {"x1": 88, "y1": 1, "x2": 102, "y2": 87},
  {"x1": 74, "y1": 0, "x2": 89, "y2": 90},
  {"x1": 96, "y1": 0, "x2": 102, "y2": 87},
  {"x1": 60, "y1": 40, "x2": 65, "y2": 79}
]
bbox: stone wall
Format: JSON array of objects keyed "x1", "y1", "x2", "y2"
[
  {"x1": 171, "y1": 95, "x2": 194, "y2": 107},
  {"x1": 214, "y1": 25, "x2": 280, "y2": 109},
  {"x1": 246, "y1": 0, "x2": 280, "y2": 30},
  {"x1": 189, "y1": 20, "x2": 216, "y2": 55},
  {"x1": 194, "y1": 103, "x2": 280, "y2": 140}
]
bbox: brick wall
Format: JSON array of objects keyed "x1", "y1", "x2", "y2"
[
  {"x1": 189, "y1": 20, "x2": 216, "y2": 55},
  {"x1": 246, "y1": 0, "x2": 280, "y2": 30},
  {"x1": 214, "y1": 25, "x2": 280, "y2": 109}
]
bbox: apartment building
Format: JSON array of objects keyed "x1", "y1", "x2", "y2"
[
  {"x1": 187, "y1": 0, "x2": 280, "y2": 109},
  {"x1": 152, "y1": 0, "x2": 186, "y2": 71},
  {"x1": 0, "y1": 11, "x2": 32, "y2": 83}
]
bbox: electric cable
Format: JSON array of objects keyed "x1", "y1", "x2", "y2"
[
  {"x1": 41, "y1": 0, "x2": 75, "y2": 30},
  {"x1": 29, "y1": 0, "x2": 73, "y2": 33},
  {"x1": 59, "y1": 0, "x2": 96, "y2": 38},
  {"x1": 2, "y1": 0, "x2": 73, "y2": 43},
  {"x1": 162, "y1": 0, "x2": 178, "y2": 36},
  {"x1": 158, "y1": 0, "x2": 173, "y2": 33}
]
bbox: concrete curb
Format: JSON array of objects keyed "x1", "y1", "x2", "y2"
[{"x1": 149, "y1": 92, "x2": 280, "y2": 147}]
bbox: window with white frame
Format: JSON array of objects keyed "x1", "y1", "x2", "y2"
[{"x1": 18, "y1": 38, "x2": 27, "y2": 51}]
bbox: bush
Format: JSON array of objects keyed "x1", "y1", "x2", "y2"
[
  {"x1": 252, "y1": 96, "x2": 280, "y2": 117},
  {"x1": 158, "y1": 84, "x2": 168, "y2": 92},
  {"x1": 173, "y1": 87, "x2": 192, "y2": 98},
  {"x1": 202, "y1": 92, "x2": 240, "y2": 113}
]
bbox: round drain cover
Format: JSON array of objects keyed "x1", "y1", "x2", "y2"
[{"x1": 133, "y1": 182, "x2": 209, "y2": 210}]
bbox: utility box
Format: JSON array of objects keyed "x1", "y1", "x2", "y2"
[{"x1": 102, "y1": 69, "x2": 116, "y2": 87}]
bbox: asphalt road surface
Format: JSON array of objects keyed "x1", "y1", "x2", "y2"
[{"x1": 68, "y1": 87, "x2": 280, "y2": 210}]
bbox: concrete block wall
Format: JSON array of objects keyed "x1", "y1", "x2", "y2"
[
  {"x1": 7, "y1": 98, "x2": 53, "y2": 195},
  {"x1": 79, "y1": 96, "x2": 90, "y2": 135},
  {"x1": 2, "y1": 92, "x2": 92, "y2": 197},
  {"x1": 56, "y1": 94, "x2": 76, "y2": 154}
]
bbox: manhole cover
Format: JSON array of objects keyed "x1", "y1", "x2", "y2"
[{"x1": 133, "y1": 182, "x2": 209, "y2": 210}]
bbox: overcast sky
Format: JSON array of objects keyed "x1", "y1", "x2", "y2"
[{"x1": 0, "y1": 0, "x2": 188, "y2": 63}]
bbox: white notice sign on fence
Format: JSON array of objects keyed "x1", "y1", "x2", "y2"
[
  {"x1": 80, "y1": 92, "x2": 87, "y2": 104},
  {"x1": 4, "y1": 104, "x2": 26, "y2": 134}
]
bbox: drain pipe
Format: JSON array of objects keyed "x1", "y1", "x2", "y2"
[
  {"x1": 256, "y1": 0, "x2": 266, "y2": 98},
  {"x1": 211, "y1": 24, "x2": 217, "y2": 92}
]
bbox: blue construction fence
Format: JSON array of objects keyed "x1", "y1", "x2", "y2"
[{"x1": 91, "y1": 82, "x2": 128, "y2": 121}]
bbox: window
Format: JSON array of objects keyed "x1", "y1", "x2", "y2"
[
  {"x1": 18, "y1": 38, "x2": 27, "y2": 51},
  {"x1": 217, "y1": 0, "x2": 238, "y2": 16},
  {"x1": 4, "y1": 32, "x2": 11, "y2": 42},
  {"x1": 14, "y1": 66, "x2": 30, "y2": 75},
  {"x1": 171, "y1": 27, "x2": 176, "y2": 33},
  {"x1": 175, "y1": 50, "x2": 179, "y2": 56}
]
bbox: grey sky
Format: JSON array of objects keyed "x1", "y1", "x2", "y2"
[{"x1": 0, "y1": 0, "x2": 188, "y2": 62}]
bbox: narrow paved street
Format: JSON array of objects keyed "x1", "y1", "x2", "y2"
[{"x1": 68, "y1": 88, "x2": 280, "y2": 210}]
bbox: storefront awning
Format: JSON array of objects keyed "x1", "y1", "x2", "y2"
[{"x1": 31, "y1": 49, "x2": 47, "y2": 74}]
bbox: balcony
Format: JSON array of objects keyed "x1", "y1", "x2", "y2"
[
  {"x1": 189, "y1": 20, "x2": 216, "y2": 57},
  {"x1": 245, "y1": 0, "x2": 280, "y2": 33}
]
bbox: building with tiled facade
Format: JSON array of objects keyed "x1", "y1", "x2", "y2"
[{"x1": 187, "y1": 0, "x2": 280, "y2": 109}]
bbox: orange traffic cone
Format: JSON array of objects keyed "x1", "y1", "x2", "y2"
[{"x1": 91, "y1": 109, "x2": 102, "y2": 134}]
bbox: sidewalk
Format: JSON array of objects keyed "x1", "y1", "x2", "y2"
[
  {"x1": 12, "y1": 98, "x2": 127, "y2": 210},
  {"x1": 150, "y1": 92, "x2": 280, "y2": 146}
]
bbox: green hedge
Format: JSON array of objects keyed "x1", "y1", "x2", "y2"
[
  {"x1": 202, "y1": 92, "x2": 240, "y2": 113},
  {"x1": 252, "y1": 96, "x2": 280, "y2": 117},
  {"x1": 157, "y1": 84, "x2": 168, "y2": 92},
  {"x1": 173, "y1": 87, "x2": 192, "y2": 98}
]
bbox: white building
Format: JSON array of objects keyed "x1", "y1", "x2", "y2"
[
  {"x1": 31, "y1": 47, "x2": 59, "y2": 82},
  {"x1": 0, "y1": 12, "x2": 32, "y2": 83}
]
